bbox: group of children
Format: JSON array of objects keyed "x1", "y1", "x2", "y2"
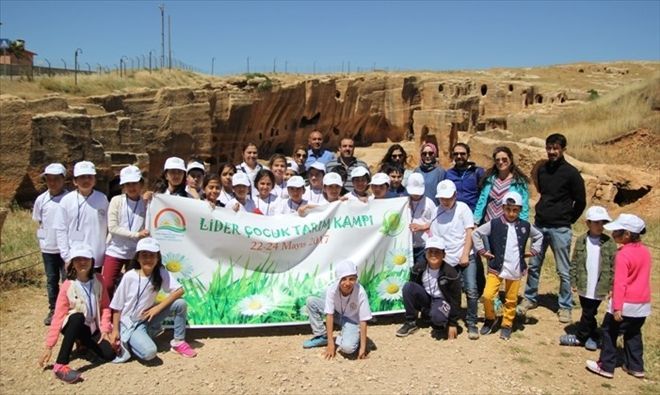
[{"x1": 33, "y1": 146, "x2": 652, "y2": 383}]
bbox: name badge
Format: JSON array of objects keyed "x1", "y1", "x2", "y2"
[
  {"x1": 36, "y1": 228, "x2": 47, "y2": 240},
  {"x1": 70, "y1": 230, "x2": 85, "y2": 241}
]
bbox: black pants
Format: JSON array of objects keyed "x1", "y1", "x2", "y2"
[
  {"x1": 402, "y1": 282, "x2": 448, "y2": 328},
  {"x1": 576, "y1": 296, "x2": 601, "y2": 342},
  {"x1": 56, "y1": 313, "x2": 115, "y2": 365},
  {"x1": 598, "y1": 312, "x2": 646, "y2": 373}
]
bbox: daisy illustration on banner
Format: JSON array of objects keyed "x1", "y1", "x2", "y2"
[
  {"x1": 386, "y1": 247, "x2": 411, "y2": 272},
  {"x1": 162, "y1": 252, "x2": 194, "y2": 279},
  {"x1": 377, "y1": 277, "x2": 404, "y2": 301},
  {"x1": 154, "y1": 291, "x2": 169, "y2": 304},
  {"x1": 238, "y1": 294, "x2": 274, "y2": 316}
]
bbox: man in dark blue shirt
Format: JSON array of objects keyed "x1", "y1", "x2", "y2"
[{"x1": 443, "y1": 143, "x2": 485, "y2": 213}]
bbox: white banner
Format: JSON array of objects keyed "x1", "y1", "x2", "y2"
[{"x1": 150, "y1": 194, "x2": 413, "y2": 327}]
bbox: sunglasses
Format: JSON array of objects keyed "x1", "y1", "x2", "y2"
[
  {"x1": 452, "y1": 152, "x2": 467, "y2": 157},
  {"x1": 421, "y1": 151, "x2": 434, "y2": 157},
  {"x1": 495, "y1": 157, "x2": 509, "y2": 163},
  {"x1": 296, "y1": 153, "x2": 307, "y2": 158},
  {"x1": 391, "y1": 154, "x2": 403, "y2": 159}
]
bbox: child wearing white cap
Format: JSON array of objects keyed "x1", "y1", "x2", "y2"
[
  {"x1": 226, "y1": 172, "x2": 257, "y2": 213},
  {"x1": 587, "y1": 214, "x2": 651, "y2": 379},
  {"x1": 157, "y1": 157, "x2": 188, "y2": 197},
  {"x1": 406, "y1": 173, "x2": 437, "y2": 266},
  {"x1": 33, "y1": 163, "x2": 69, "y2": 325},
  {"x1": 303, "y1": 260, "x2": 372, "y2": 359},
  {"x1": 430, "y1": 179, "x2": 479, "y2": 339},
  {"x1": 343, "y1": 166, "x2": 371, "y2": 202},
  {"x1": 559, "y1": 206, "x2": 616, "y2": 350},
  {"x1": 53, "y1": 161, "x2": 108, "y2": 273},
  {"x1": 303, "y1": 161, "x2": 326, "y2": 204},
  {"x1": 275, "y1": 176, "x2": 308, "y2": 215},
  {"x1": 110, "y1": 237, "x2": 197, "y2": 362},
  {"x1": 472, "y1": 191, "x2": 543, "y2": 340},
  {"x1": 102, "y1": 165, "x2": 149, "y2": 299},
  {"x1": 297, "y1": 172, "x2": 341, "y2": 217},
  {"x1": 185, "y1": 160, "x2": 206, "y2": 199},
  {"x1": 370, "y1": 173, "x2": 390, "y2": 200},
  {"x1": 39, "y1": 245, "x2": 115, "y2": 384}
]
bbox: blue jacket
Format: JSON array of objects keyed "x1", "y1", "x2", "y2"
[
  {"x1": 443, "y1": 164, "x2": 485, "y2": 212},
  {"x1": 305, "y1": 148, "x2": 335, "y2": 170},
  {"x1": 473, "y1": 175, "x2": 530, "y2": 224},
  {"x1": 414, "y1": 166, "x2": 446, "y2": 201}
]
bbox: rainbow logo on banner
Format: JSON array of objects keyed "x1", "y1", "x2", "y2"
[{"x1": 154, "y1": 208, "x2": 186, "y2": 233}]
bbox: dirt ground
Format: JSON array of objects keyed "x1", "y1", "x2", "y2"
[{"x1": 1, "y1": 278, "x2": 657, "y2": 395}]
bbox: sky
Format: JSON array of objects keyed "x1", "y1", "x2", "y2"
[{"x1": 0, "y1": 1, "x2": 658, "y2": 75}]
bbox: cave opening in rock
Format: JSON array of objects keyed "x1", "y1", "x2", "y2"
[
  {"x1": 613, "y1": 184, "x2": 652, "y2": 206},
  {"x1": 438, "y1": 84, "x2": 444, "y2": 93},
  {"x1": 535, "y1": 94, "x2": 543, "y2": 104},
  {"x1": 299, "y1": 112, "x2": 321, "y2": 128},
  {"x1": 480, "y1": 84, "x2": 488, "y2": 96},
  {"x1": 335, "y1": 90, "x2": 341, "y2": 99},
  {"x1": 508, "y1": 84, "x2": 514, "y2": 92},
  {"x1": 354, "y1": 127, "x2": 365, "y2": 145},
  {"x1": 332, "y1": 126, "x2": 340, "y2": 136}
]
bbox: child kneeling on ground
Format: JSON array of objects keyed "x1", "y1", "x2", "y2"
[
  {"x1": 586, "y1": 214, "x2": 651, "y2": 379},
  {"x1": 560, "y1": 206, "x2": 616, "y2": 350},
  {"x1": 110, "y1": 237, "x2": 197, "y2": 362},
  {"x1": 303, "y1": 260, "x2": 372, "y2": 359},
  {"x1": 396, "y1": 236, "x2": 462, "y2": 340},
  {"x1": 39, "y1": 245, "x2": 115, "y2": 384},
  {"x1": 472, "y1": 191, "x2": 542, "y2": 340}
]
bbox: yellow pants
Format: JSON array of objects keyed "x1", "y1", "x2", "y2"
[{"x1": 483, "y1": 273, "x2": 521, "y2": 329}]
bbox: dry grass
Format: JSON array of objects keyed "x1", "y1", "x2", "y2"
[
  {"x1": 0, "y1": 207, "x2": 41, "y2": 288},
  {"x1": 508, "y1": 75, "x2": 660, "y2": 162}
]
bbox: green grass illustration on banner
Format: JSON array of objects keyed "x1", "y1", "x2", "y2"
[{"x1": 177, "y1": 241, "x2": 413, "y2": 325}]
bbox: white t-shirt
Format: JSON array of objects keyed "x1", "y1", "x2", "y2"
[
  {"x1": 422, "y1": 268, "x2": 442, "y2": 298},
  {"x1": 275, "y1": 198, "x2": 308, "y2": 215},
  {"x1": 500, "y1": 222, "x2": 522, "y2": 280},
  {"x1": 226, "y1": 197, "x2": 257, "y2": 213},
  {"x1": 76, "y1": 279, "x2": 97, "y2": 332},
  {"x1": 110, "y1": 268, "x2": 181, "y2": 328},
  {"x1": 253, "y1": 193, "x2": 280, "y2": 216},
  {"x1": 343, "y1": 191, "x2": 373, "y2": 202},
  {"x1": 32, "y1": 189, "x2": 68, "y2": 254},
  {"x1": 582, "y1": 236, "x2": 602, "y2": 300},
  {"x1": 217, "y1": 189, "x2": 234, "y2": 208},
  {"x1": 607, "y1": 299, "x2": 651, "y2": 318},
  {"x1": 273, "y1": 182, "x2": 289, "y2": 199},
  {"x1": 105, "y1": 194, "x2": 147, "y2": 260},
  {"x1": 303, "y1": 187, "x2": 326, "y2": 204},
  {"x1": 430, "y1": 201, "x2": 474, "y2": 266},
  {"x1": 54, "y1": 190, "x2": 108, "y2": 266},
  {"x1": 324, "y1": 282, "x2": 372, "y2": 323},
  {"x1": 236, "y1": 162, "x2": 262, "y2": 185},
  {"x1": 409, "y1": 197, "x2": 436, "y2": 248}
]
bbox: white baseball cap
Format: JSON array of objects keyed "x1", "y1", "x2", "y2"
[
  {"x1": 286, "y1": 159, "x2": 299, "y2": 174},
  {"x1": 163, "y1": 157, "x2": 186, "y2": 172},
  {"x1": 232, "y1": 172, "x2": 251, "y2": 187},
  {"x1": 350, "y1": 166, "x2": 370, "y2": 179},
  {"x1": 323, "y1": 172, "x2": 343, "y2": 186},
  {"x1": 604, "y1": 214, "x2": 646, "y2": 234},
  {"x1": 425, "y1": 236, "x2": 446, "y2": 251},
  {"x1": 70, "y1": 244, "x2": 94, "y2": 259},
  {"x1": 309, "y1": 162, "x2": 326, "y2": 173},
  {"x1": 502, "y1": 191, "x2": 523, "y2": 207},
  {"x1": 435, "y1": 180, "x2": 456, "y2": 199},
  {"x1": 186, "y1": 161, "x2": 205, "y2": 174},
  {"x1": 370, "y1": 173, "x2": 390, "y2": 186},
  {"x1": 286, "y1": 175, "x2": 305, "y2": 188},
  {"x1": 42, "y1": 163, "x2": 66, "y2": 177},
  {"x1": 119, "y1": 165, "x2": 142, "y2": 185},
  {"x1": 406, "y1": 173, "x2": 425, "y2": 196},
  {"x1": 585, "y1": 206, "x2": 612, "y2": 222},
  {"x1": 335, "y1": 259, "x2": 358, "y2": 279},
  {"x1": 136, "y1": 237, "x2": 160, "y2": 253},
  {"x1": 73, "y1": 161, "x2": 96, "y2": 177}
]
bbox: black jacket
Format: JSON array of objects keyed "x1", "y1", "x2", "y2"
[
  {"x1": 409, "y1": 261, "x2": 462, "y2": 327},
  {"x1": 534, "y1": 157, "x2": 586, "y2": 227}
]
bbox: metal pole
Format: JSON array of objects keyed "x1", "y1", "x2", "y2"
[
  {"x1": 44, "y1": 58, "x2": 51, "y2": 76},
  {"x1": 141, "y1": 54, "x2": 146, "y2": 70},
  {"x1": 135, "y1": 56, "x2": 140, "y2": 70},
  {"x1": 159, "y1": 4, "x2": 165, "y2": 68},
  {"x1": 61, "y1": 58, "x2": 67, "y2": 71},
  {"x1": 168, "y1": 14, "x2": 172, "y2": 69},
  {"x1": 247, "y1": 56, "x2": 250, "y2": 73},
  {"x1": 97, "y1": 63, "x2": 102, "y2": 74},
  {"x1": 211, "y1": 57, "x2": 215, "y2": 75},
  {"x1": 85, "y1": 62, "x2": 91, "y2": 72},
  {"x1": 273, "y1": 57, "x2": 276, "y2": 73}
]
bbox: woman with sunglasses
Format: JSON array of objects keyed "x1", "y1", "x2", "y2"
[
  {"x1": 473, "y1": 146, "x2": 530, "y2": 225},
  {"x1": 413, "y1": 142, "x2": 446, "y2": 201},
  {"x1": 378, "y1": 144, "x2": 413, "y2": 187},
  {"x1": 291, "y1": 144, "x2": 308, "y2": 181}
]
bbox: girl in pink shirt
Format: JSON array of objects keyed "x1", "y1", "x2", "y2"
[
  {"x1": 38, "y1": 245, "x2": 115, "y2": 384},
  {"x1": 586, "y1": 214, "x2": 651, "y2": 379}
]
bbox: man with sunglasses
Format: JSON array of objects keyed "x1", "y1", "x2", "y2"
[
  {"x1": 519, "y1": 133, "x2": 586, "y2": 324},
  {"x1": 443, "y1": 143, "x2": 485, "y2": 213},
  {"x1": 304, "y1": 129, "x2": 335, "y2": 170},
  {"x1": 413, "y1": 143, "x2": 446, "y2": 201},
  {"x1": 326, "y1": 137, "x2": 367, "y2": 192}
]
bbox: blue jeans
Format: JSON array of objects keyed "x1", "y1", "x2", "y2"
[
  {"x1": 306, "y1": 295, "x2": 361, "y2": 354},
  {"x1": 523, "y1": 226, "x2": 573, "y2": 310},
  {"x1": 122, "y1": 298, "x2": 189, "y2": 361},
  {"x1": 456, "y1": 254, "x2": 479, "y2": 328},
  {"x1": 42, "y1": 253, "x2": 65, "y2": 311}
]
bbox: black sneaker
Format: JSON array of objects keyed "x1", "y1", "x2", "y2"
[
  {"x1": 44, "y1": 310, "x2": 54, "y2": 326},
  {"x1": 396, "y1": 321, "x2": 419, "y2": 337},
  {"x1": 500, "y1": 327, "x2": 512, "y2": 340},
  {"x1": 480, "y1": 319, "x2": 496, "y2": 336}
]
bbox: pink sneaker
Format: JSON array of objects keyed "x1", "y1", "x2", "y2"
[{"x1": 171, "y1": 341, "x2": 197, "y2": 358}]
